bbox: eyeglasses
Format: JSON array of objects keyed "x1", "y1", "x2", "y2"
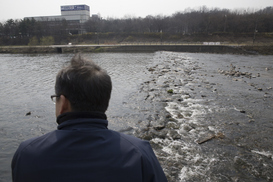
[{"x1": 50, "y1": 95, "x2": 60, "y2": 104}]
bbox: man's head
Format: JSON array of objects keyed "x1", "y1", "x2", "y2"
[{"x1": 54, "y1": 54, "x2": 112, "y2": 116}]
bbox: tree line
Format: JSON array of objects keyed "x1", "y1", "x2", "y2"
[
  {"x1": 0, "y1": 18, "x2": 69, "y2": 45},
  {"x1": 85, "y1": 6, "x2": 273, "y2": 33},
  {"x1": 1, "y1": 6, "x2": 272, "y2": 45}
]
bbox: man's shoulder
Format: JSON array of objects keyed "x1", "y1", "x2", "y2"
[
  {"x1": 16, "y1": 131, "x2": 56, "y2": 153},
  {"x1": 109, "y1": 130, "x2": 152, "y2": 153},
  {"x1": 110, "y1": 130, "x2": 146, "y2": 143},
  {"x1": 109, "y1": 130, "x2": 167, "y2": 181}
]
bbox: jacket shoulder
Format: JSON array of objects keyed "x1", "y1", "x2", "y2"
[
  {"x1": 13, "y1": 131, "x2": 55, "y2": 156},
  {"x1": 112, "y1": 131, "x2": 167, "y2": 182},
  {"x1": 113, "y1": 131, "x2": 150, "y2": 149}
]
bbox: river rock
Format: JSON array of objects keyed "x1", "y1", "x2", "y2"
[
  {"x1": 166, "y1": 122, "x2": 180, "y2": 129},
  {"x1": 149, "y1": 128, "x2": 168, "y2": 139},
  {"x1": 169, "y1": 130, "x2": 181, "y2": 139}
]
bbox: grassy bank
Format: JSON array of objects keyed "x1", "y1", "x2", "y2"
[
  {"x1": 1, "y1": 44, "x2": 273, "y2": 55},
  {"x1": 1, "y1": 32, "x2": 273, "y2": 54},
  {"x1": 69, "y1": 32, "x2": 273, "y2": 45}
]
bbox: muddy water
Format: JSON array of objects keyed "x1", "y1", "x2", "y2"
[
  {"x1": 126, "y1": 52, "x2": 273, "y2": 181},
  {"x1": 1, "y1": 52, "x2": 273, "y2": 182}
]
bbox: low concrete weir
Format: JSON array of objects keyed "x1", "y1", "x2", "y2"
[
  {"x1": 0, "y1": 44, "x2": 271, "y2": 54},
  {"x1": 107, "y1": 45, "x2": 243, "y2": 54}
]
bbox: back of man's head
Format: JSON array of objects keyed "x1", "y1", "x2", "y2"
[{"x1": 55, "y1": 54, "x2": 112, "y2": 113}]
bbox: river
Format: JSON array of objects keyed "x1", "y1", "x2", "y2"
[{"x1": 0, "y1": 52, "x2": 273, "y2": 181}]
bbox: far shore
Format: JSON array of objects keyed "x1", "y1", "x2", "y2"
[{"x1": 1, "y1": 43, "x2": 273, "y2": 55}]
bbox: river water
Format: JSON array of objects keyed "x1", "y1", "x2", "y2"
[
  {"x1": 0, "y1": 53, "x2": 154, "y2": 181},
  {"x1": 0, "y1": 52, "x2": 273, "y2": 181}
]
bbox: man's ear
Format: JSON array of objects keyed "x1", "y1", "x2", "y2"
[{"x1": 59, "y1": 95, "x2": 72, "y2": 114}]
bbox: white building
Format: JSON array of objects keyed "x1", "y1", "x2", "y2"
[
  {"x1": 60, "y1": 5, "x2": 90, "y2": 23},
  {"x1": 25, "y1": 4, "x2": 91, "y2": 34}
]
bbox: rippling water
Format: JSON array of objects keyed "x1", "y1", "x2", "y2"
[
  {"x1": 1, "y1": 52, "x2": 273, "y2": 182},
  {"x1": 130, "y1": 52, "x2": 273, "y2": 181},
  {"x1": 0, "y1": 53, "x2": 153, "y2": 181}
]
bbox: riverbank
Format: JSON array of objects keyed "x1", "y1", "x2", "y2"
[
  {"x1": 1, "y1": 44, "x2": 273, "y2": 55},
  {"x1": 124, "y1": 52, "x2": 273, "y2": 181}
]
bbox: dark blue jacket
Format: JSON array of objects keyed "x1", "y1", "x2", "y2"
[{"x1": 12, "y1": 112, "x2": 167, "y2": 182}]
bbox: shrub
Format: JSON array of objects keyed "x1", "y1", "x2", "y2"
[
  {"x1": 28, "y1": 36, "x2": 39, "y2": 46},
  {"x1": 40, "y1": 36, "x2": 55, "y2": 45},
  {"x1": 167, "y1": 89, "x2": 174, "y2": 93},
  {"x1": 124, "y1": 36, "x2": 135, "y2": 42}
]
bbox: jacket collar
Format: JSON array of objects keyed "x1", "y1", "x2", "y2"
[{"x1": 57, "y1": 111, "x2": 108, "y2": 130}]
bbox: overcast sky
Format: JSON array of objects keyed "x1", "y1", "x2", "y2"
[{"x1": 1, "y1": 0, "x2": 272, "y2": 21}]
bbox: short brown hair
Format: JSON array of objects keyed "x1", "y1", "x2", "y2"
[{"x1": 55, "y1": 54, "x2": 112, "y2": 113}]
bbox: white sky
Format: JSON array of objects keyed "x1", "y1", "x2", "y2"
[{"x1": 1, "y1": 0, "x2": 272, "y2": 21}]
